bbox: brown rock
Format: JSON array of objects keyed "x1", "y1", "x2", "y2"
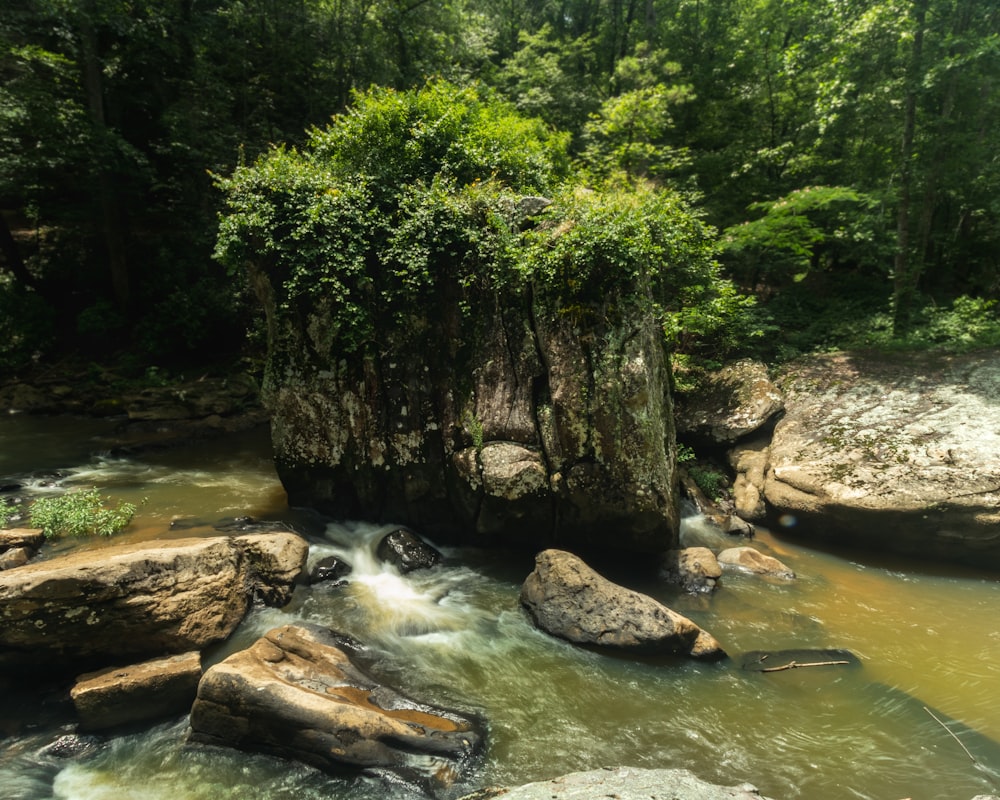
[
  {"x1": 189, "y1": 624, "x2": 482, "y2": 786},
  {"x1": 661, "y1": 547, "x2": 722, "y2": 594},
  {"x1": 0, "y1": 528, "x2": 45, "y2": 553},
  {"x1": 717, "y1": 546, "x2": 795, "y2": 579},
  {"x1": 71, "y1": 651, "x2": 202, "y2": 731},
  {"x1": 520, "y1": 549, "x2": 725, "y2": 660},
  {"x1": 0, "y1": 533, "x2": 308, "y2": 672}
]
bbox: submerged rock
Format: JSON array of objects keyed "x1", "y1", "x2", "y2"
[
  {"x1": 0, "y1": 532, "x2": 308, "y2": 673},
  {"x1": 309, "y1": 554, "x2": 352, "y2": 585},
  {"x1": 460, "y1": 766, "x2": 774, "y2": 800},
  {"x1": 717, "y1": 546, "x2": 795, "y2": 579},
  {"x1": 520, "y1": 549, "x2": 725, "y2": 660},
  {"x1": 189, "y1": 624, "x2": 482, "y2": 787},
  {"x1": 376, "y1": 527, "x2": 442, "y2": 573}
]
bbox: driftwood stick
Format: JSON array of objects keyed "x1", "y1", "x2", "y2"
[
  {"x1": 759, "y1": 659, "x2": 850, "y2": 673},
  {"x1": 924, "y1": 706, "x2": 978, "y2": 765}
]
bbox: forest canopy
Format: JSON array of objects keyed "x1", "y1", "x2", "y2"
[{"x1": 2, "y1": 0, "x2": 999, "y2": 372}]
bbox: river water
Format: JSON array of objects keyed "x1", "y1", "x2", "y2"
[{"x1": 1, "y1": 414, "x2": 999, "y2": 800}]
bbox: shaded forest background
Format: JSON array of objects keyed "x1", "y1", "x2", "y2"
[{"x1": 2, "y1": 0, "x2": 999, "y2": 376}]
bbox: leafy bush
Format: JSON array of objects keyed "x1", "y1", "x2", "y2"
[
  {"x1": 215, "y1": 80, "x2": 763, "y2": 360},
  {"x1": 721, "y1": 186, "x2": 887, "y2": 286},
  {"x1": 26, "y1": 488, "x2": 139, "y2": 538}
]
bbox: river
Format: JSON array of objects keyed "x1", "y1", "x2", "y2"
[{"x1": 1, "y1": 413, "x2": 999, "y2": 800}]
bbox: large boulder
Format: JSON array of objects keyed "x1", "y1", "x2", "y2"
[
  {"x1": 460, "y1": 766, "x2": 774, "y2": 800},
  {"x1": 0, "y1": 532, "x2": 308, "y2": 672},
  {"x1": 763, "y1": 350, "x2": 1000, "y2": 567},
  {"x1": 189, "y1": 624, "x2": 482, "y2": 787},
  {"x1": 254, "y1": 224, "x2": 679, "y2": 555},
  {"x1": 519, "y1": 549, "x2": 725, "y2": 660},
  {"x1": 675, "y1": 359, "x2": 784, "y2": 444}
]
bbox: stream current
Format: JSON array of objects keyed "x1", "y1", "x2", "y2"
[{"x1": 1, "y1": 414, "x2": 999, "y2": 800}]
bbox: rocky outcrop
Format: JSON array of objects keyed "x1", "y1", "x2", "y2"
[
  {"x1": 520, "y1": 549, "x2": 725, "y2": 660},
  {"x1": 717, "y1": 546, "x2": 795, "y2": 579},
  {"x1": 460, "y1": 766, "x2": 774, "y2": 800},
  {"x1": 189, "y1": 624, "x2": 482, "y2": 786},
  {"x1": 71, "y1": 651, "x2": 202, "y2": 731},
  {"x1": 257, "y1": 262, "x2": 679, "y2": 556},
  {"x1": 675, "y1": 359, "x2": 784, "y2": 444},
  {"x1": 759, "y1": 350, "x2": 1000, "y2": 567},
  {"x1": 0, "y1": 532, "x2": 308, "y2": 672}
]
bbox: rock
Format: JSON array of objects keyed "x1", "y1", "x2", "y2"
[
  {"x1": 309, "y1": 554, "x2": 352, "y2": 585},
  {"x1": 717, "y1": 546, "x2": 795, "y2": 579},
  {"x1": 189, "y1": 624, "x2": 482, "y2": 787},
  {"x1": 257, "y1": 246, "x2": 679, "y2": 555},
  {"x1": 520, "y1": 549, "x2": 726, "y2": 660},
  {"x1": 765, "y1": 350, "x2": 1000, "y2": 567},
  {"x1": 675, "y1": 359, "x2": 784, "y2": 444},
  {"x1": 0, "y1": 547, "x2": 30, "y2": 570},
  {"x1": 38, "y1": 733, "x2": 102, "y2": 760},
  {"x1": 0, "y1": 533, "x2": 308, "y2": 673},
  {"x1": 71, "y1": 651, "x2": 202, "y2": 731},
  {"x1": 0, "y1": 528, "x2": 45, "y2": 553},
  {"x1": 458, "y1": 766, "x2": 774, "y2": 800},
  {"x1": 660, "y1": 547, "x2": 722, "y2": 593},
  {"x1": 728, "y1": 436, "x2": 770, "y2": 521},
  {"x1": 234, "y1": 532, "x2": 309, "y2": 605},
  {"x1": 376, "y1": 527, "x2": 442, "y2": 573},
  {"x1": 678, "y1": 470, "x2": 755, "y2": 538}
]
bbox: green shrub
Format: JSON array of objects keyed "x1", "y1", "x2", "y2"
[
  {"x1": 215, "y1": 80, "x2": 763, "y2": 361},
  {"x1": 27, "y1": 488, "x2": 139, "y2": 538}
]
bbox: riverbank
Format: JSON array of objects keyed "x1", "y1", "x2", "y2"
[{"x1": 0, "y1": 354, "x2": 269, "y2": 452}]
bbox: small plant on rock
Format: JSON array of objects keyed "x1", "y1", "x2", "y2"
[{"x1": 28, "y1": 488, "x2": 141, "y2": 538}]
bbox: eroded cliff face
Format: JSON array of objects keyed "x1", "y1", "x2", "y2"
[{"x1": 257, "y1": 269, "x2": 679, "y2": 554}]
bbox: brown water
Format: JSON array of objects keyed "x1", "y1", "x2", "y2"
[{"x1": 1, "y1": 414, "x2": 999, "y2": 800}]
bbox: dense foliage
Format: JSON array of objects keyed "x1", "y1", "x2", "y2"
[
  {"x1": 216, "y1": 81, "x2": 751, "y2": 358},
  {"x1": 2, "y1": 0, "x2": 999, "y2": 371}
]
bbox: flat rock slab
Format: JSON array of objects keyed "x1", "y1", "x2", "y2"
[
  {"x1": 765, "y1": 350, "x2": 1000, "y2": 566},
  {"x1": 460, "y1": 766, "x2": 774, "y2": 800},
  {"x1": 189, "y1": 624, "x2": 482, "y2": 787},
  {"x1": 72, "y1": 651, "x2": 202, "y2": 731}
]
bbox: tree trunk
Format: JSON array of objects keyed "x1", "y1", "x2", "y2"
[
  {"x1": 0, "y1": 213, "x2": 38, "y2": 291},
  {"x1": 79, "y1": 10, "x2": 130, "y2": 315},
  {"x1": 892, "y1": 0, "x2": 929, "y2": 335}
]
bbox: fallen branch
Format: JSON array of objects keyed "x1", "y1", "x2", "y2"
[
  {"x1": 924, "y1": 706, "x2": 978, "y2": 765},
  {"x1": 760, "y1": 659, "x2": 850, "y2": 673}
]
